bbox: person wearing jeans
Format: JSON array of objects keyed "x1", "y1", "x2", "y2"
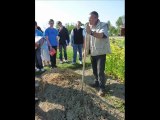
[
  {"x1": 72, "y1": 44, "x2": 83, "y2": 64},
  {"x1": 59, "y1": 44, "x2": 67, "y2": 63},
  {"x1": 71, "y1": 21, "x2": 85, "y2": 64},
  {"x1": 90, "y1": 55, "x2": 106, "y2": 90},
  {"x1": 57, "y1": 21, "x2": 70, "y2": 64}
]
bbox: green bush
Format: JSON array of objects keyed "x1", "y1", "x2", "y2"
[
  {"x1": 56, "y1": 38, "x2": 125, "y2": 82},
  {"x1": 106, "y1": 39, "x2": 125, "y2": 82}
]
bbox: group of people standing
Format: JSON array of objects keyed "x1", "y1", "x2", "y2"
[
  {"x1": 35, "y1": 19, "x2": 85, "y2": 71},
  {"x1": 35, "y1": 11, "x2": 111, "y2": 96}
]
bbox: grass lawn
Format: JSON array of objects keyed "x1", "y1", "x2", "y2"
[{"x1": 35, "y1": 37, "x2": 125, "y2": 82}]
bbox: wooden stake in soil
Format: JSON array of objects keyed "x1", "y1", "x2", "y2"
[{"x1": 81, "y1": 23, "x2": 88, "y2": 92}]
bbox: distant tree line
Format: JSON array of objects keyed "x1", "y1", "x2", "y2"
[
  {"x1": 107, "y1": 15, "x2": 124, "y2": 36},
  {"x1": 60, "y1": 15, "x2": 124, "y2": 36}
]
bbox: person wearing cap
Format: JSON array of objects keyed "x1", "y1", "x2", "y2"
[
  {"x1": 35, "y1": 21, "x2": 45, "y2": 72},
  {"x1": 57, "y1": 21, "x2": 70, "y2": 64},
  {"x1": 70, "y1": 21, "x2": 85, "y2": 65},
  {"x1": 45, "y1": 19, "x2": 59, "y2": 68},
  {"x1": 85, "y1": 11, "x2": 111, "y2": 96}
]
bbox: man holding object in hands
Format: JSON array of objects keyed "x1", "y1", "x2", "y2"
[{"x1": 85, "y1": 11, "x2": 111, "y2": 96}]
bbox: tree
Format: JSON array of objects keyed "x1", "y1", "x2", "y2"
[
  {"x1": 110, "y1": 26, "x2": 116, "y2": 36},
  {"x1": 116, "y1": 16, "x2": 124, "y2": 35},
  {"x1": 107, "y1": 21, "x2": 118, "y2": 36},
  {"x1": 107, "y1": 20, "x2": 111, "y2": 29},
  {"x1": 65, "y1": 23, "x2": 75, "y2": 34},
  {"x1": 81, "y1": 23, "x2": 84, "y2": 26},
  {"x1": 116, "y1": 16, "x2": 124, "y2": 28}
]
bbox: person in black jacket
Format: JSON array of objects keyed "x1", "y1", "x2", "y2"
[{"x1": 57, "y1": 21, "x2": 70, "y2": 63}]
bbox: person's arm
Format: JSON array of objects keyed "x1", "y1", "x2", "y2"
[
  {"x1": 35, "y1": 31, "x2": 42, "y2": 48},
  {"x1": 66, "y1": 29, "x2": 70, "y2": 44},
  {"x1": 55, "y1": 30, "x2": 59, "y2": 49},
  {"x1": 86, "y1": 23, "x2": 108, "y2": 39},
  {"x1": 91, "y1": 32, "x2": 105, "y2": 39},
  {"x1": 39, "y1": 31, "x2": 45, "y2": 47},
  {"x1": 35, "y1": 42, "x2": 39, "y2": 49},
  {"x1": 82, "y1": 29, "x2": 86, "y2": 49},
  {"x1": 70, "y1": 29, "x2": 74, "y2": 46},
  {"x1": 57, "y1": 28, "x2": 60, "y2": 38},
  {"x1": 92, "y1": 24, "x2": 108, "y2": 39}
]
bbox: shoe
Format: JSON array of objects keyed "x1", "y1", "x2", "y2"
[
  {"x1": 60, "y1": 61, "x2": 63, "y2": 64},
  {"x1": 35, "y1": 68, "x2": 40, "y2": 72},
  {"x1": 52, "y1": 65, "x2": 57, "y2": 68},
  {"x1": 35, "y1": 97, "x2": 39, "y2": 103},
  {"x1": 41, "y1": 68, "x2": 45, "y2": 72},
  {"x1": 64, "y1": 59, "x2": 68, "y2": 63},
  {"x1": 79, "y1": 61, "x2": 82, "y2": 65},
  {"x1": 97, "y1": 89, "x2": 105, "y2": 97},
  {"x1": 89, "y1": 81, "x2": 99, "y2": 88},
  {"x1": 72, "y1": 62, "x2": 76, "y2": 65}
]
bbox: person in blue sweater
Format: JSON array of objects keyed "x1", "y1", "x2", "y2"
[{"x1": 45, "y1": 19, "x2": 59, "y2": 68}]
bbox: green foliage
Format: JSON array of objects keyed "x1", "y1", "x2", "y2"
[
  {"x1": 65, "y1": 23, "x2": 76, "y2": 34},
  {"x1": 106, "y1": 38, "x2": 125, "y2": 82},
  {"x1": 107, "y1": 15, "x2": 124, "y2": 36},
  {"x1": 116, "y1": 16, "x2": 123, "y2": 28},
  {"x1": 109, "y1": 26, "x2": 118, "y2": 36}
]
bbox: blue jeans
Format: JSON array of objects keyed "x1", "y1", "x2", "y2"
[{"x1": 72, "y1": 44, "x2": 83, "y2": 63}]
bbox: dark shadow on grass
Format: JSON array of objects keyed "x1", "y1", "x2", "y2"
[
  {"x1": 57, "y1": 60, "x2": 92, "y2": 70},
  {"x1": 35, "y1": 70, "x2": 46, "y2": 76},
  {"x1": 107, "y1": 83, "x2": 125, "y2": 100},
  {"x1": 67, "y1": 63, "x2": 91, "y2": 70}
]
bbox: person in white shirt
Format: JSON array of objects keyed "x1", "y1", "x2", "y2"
[{"x1": 85, "y1": 11, "x2": 111, "y2": 96}]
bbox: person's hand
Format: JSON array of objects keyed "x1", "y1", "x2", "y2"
[
  {"x1": 56, "y1": 36, "x2": 60, "y2": 41},
  {"x1": 65, "y1": 40, "x2": 69, "y2": 46},
  {"x1": 50, "y1": 46, "x2": 53, "y2": 50},
  {"x1": 86, "y1": 23, "x2": 91, "y2": 34},
  {"x1": 35, "y1": 43, "x2": 39, "y2": 47}
]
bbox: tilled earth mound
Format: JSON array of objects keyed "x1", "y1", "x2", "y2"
[{"x1": 35, "y1": 68, "x2": 124, "y2": 120}]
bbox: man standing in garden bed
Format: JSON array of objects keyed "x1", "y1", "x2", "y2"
[{"x1": 85, "y1": 11, "x2": 111, "y2": 96}]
